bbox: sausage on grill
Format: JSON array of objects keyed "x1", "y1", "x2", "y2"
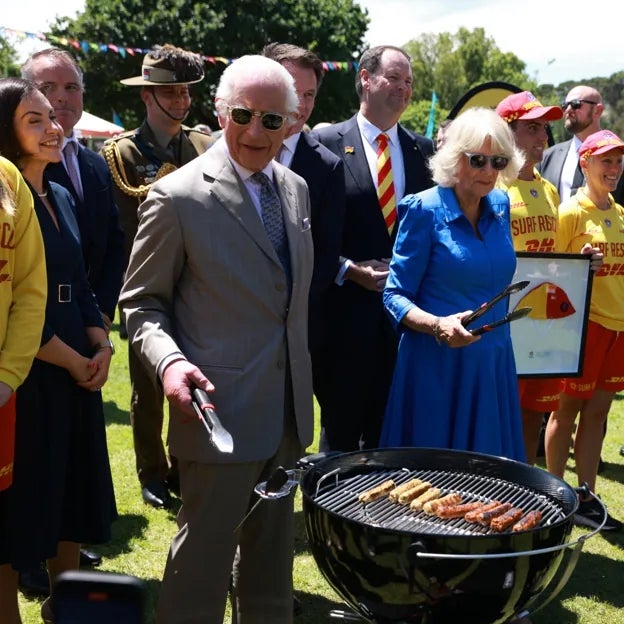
[
  {"x1": 397, "y1": 481, "x2": 432, "y2": 505},
  {"x1": 473, "y1": 502, "x2": 513, "y2": 526},
  {"x1": 423, "y1": 492, "x2": 462, "y2": 515},
  {"x1": 388, "y1": 478, "x2": 424, "y2": 503},
  {"x1": 410, "y1": 487, "x2": 442, "y2": 512},
  {"x1": 490, "y1": 507, "x2": 524, "y2": 532},
  {"x1": 512, "y1": 510, "x2": 543, "y2": 532},
  {"x1": 358, "y1": 479, "x2": 396, "y2": 504},
  {"x1": 464, "y1": 501, "x2": 504, "y2": 523},
  {"x1": 436, "y1": 501, "x2": 483, "y2": 519}
]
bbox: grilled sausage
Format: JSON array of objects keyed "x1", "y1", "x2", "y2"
[
  {"x1": 410, "y1": 487, "x2": 442, "y2": 512},
  {"x1": 490, "y1": 507, "x2": 524, "y2": 532},
  {"x1": 473, "y1": 502, "x2": 513, "y2": 526},
  {"x1": 397, "y1": 481, "x2": 432, "y2": 505},
  {"x1": 436, "y1": 501, "x2": 483, "y2": 519},
  {"x1": 423, "y1": 492, "x2": 462, "y2": 515},
  {"x1": 358, "y1": 479, "x2": 396, "y2": 504},
  {"x1": 464, "y1": 501, "x2": 503, "y2": 523},
  {"x1": 388, "y1": 478, "x2": 424, "y2": 503},
  {"x1": 512, "y1": 510, "x2": 543, "y2": 532}
]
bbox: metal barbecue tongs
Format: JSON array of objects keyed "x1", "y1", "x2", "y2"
[
  {"x1": 461, "y1": 280, "x2": 531, "y2": 335},
  {"x1": 191, "y1": 386, "x2": 234, "y2": 454}
]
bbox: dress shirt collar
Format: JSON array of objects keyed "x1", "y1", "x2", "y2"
[
  {"x1": 62, "y1": 134, "x2": 80, "y2": 152},
  {"x1": 278, "y1": 132, "x2": 301, "y2": 167},
  {"x1": 356, "y1": 112, "x2": 400, "y2": 148}
]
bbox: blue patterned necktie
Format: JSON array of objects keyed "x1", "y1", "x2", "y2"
[{"x1": 251, "y1": 172, "x2": 291, "y2": 279}]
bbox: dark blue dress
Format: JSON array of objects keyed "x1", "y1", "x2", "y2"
[
  {"x1": 0, "y1": 182, "x2": 117, "y2": 570},
  {"x1": 379, "y1": 186, "x2": 526, "y2": 461}
]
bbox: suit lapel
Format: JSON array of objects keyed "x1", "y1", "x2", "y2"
[
  {"x1": 339, "y1": 118, "x2": 376, "y2": 194},
  {"x1": 203, "y1": 150, "x2": 278, "y2": 266}
]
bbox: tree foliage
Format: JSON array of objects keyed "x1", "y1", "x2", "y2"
[
  {"x1": 0, "y1": 35, "x2": 19, "y2": 78},
  {"x1": 47, "y1": 0, "x2": 368, "y2": 130}
]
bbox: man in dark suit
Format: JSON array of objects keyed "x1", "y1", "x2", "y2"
[
  {"x1": 22, "y1": 48, "x2": 124, "y2": 333},
  {"x1": 262, "y1": 43, "x2": 346, "y2": 423},
  {"x1": 119, "y1": 55, "x2": 313, "y2": 624},
  {"x1": 311, "y1": 45, "x2": 434, "y2": 451},
  {"x1": 19, "y1": 47, "x2": 124, "y2": 588}
]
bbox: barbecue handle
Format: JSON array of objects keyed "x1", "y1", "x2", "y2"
[{"x1": 191, "y1": 387, "x2": 219, "y2": 431}]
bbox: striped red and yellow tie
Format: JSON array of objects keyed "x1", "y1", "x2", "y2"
[{"x1": 376, "y1": 133, "x2": 396, "y2": 234}]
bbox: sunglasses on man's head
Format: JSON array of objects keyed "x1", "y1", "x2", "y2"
[
  {"x1": 227, "y1": 106, "x2": 287, "y2": 131},
  {"x1": 464, "y1": 153, "x2": 510, "y2": 171},
  {"x1": 561, "y1": 99, "x2": 597, "y2": 111}
]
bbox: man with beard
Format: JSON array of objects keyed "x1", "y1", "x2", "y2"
[
  {"x1": 539, "y1": 85, "x2": 604, "y2": 201},
  {"x1": 102, "y1": 44, "x2": 213, "y2": 509},
  {"x1": 311, "y1": 45, "x2": 434, "y2": 452}
]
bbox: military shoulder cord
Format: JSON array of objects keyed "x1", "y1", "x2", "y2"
[{"x1": 102, "y1": 141, "x2": 177, "y2": 199}]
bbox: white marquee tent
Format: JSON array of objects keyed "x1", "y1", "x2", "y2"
[{"x1": 75, "y1": 111, "x2": 124, "y2": 139}]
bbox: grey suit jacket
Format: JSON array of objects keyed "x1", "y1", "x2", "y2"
[
  {"x1": 119, "y1": 142, "x2": 314, "y2": 463},
  {"x1": 538, "y1": 139, "x2": 584, "y2": 198}
]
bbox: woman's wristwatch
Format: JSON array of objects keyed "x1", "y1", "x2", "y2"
[{"x1": 95, "y1": 338, "x2": 115, "y2": 355}]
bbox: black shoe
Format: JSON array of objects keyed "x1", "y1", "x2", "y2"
[
  {"x1": 141, "y1": 480, "x2": 172, "y2": 508},
  {"x1": 79, "y1": 548, "x2": 102, "y2": 567},
  {"x1": 574, "y1": 498, "x2": 623, "y2": 531},
  {"x1": 620, "y1": 446, "x2": 624, "y2": 457},
  {"x1": 18, "y1": 566, "x2": 50, "y2": 597}
]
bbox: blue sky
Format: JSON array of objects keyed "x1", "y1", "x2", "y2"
[{"x1": 3, "y1": 0, "x2": 623, "y2": 85}]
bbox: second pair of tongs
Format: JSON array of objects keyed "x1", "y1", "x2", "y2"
[{"x1": 462, "y1": 280, "x2": 530, "y2": 328}]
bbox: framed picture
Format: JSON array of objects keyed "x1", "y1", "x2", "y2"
[{"x1": 508, "y1": 253, "x2": 593, "y2": 378}]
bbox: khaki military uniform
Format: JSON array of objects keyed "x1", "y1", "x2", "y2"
[
  {"x1": 102, "y1": 121, "x2": 213, "y2": 488},
  {"x1": 102, "y1": 121, "x2": 214, "y2": 265}
]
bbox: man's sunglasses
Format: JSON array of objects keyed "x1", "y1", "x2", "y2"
[
  {"x1": 465, "y1": 152, "x2": 510, "y2": 171},
  {"x1": 561, "y1": 99, "x2": 597, "y2": 111},
  {"x1": 227, "y1": 106, "x2": 287, "y2": 131}
]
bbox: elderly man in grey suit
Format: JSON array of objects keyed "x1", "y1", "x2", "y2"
[{"x1": 119, "y1": 55, "x2": 313, "y2": 624}]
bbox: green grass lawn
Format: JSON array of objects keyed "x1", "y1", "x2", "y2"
[{"x1": 17, "y1": 320, "x2": 624, "y2": 623}]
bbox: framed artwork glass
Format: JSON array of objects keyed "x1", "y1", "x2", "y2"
[{"x1": 508, "y1": 253, "x2": 593, "y2": 378}]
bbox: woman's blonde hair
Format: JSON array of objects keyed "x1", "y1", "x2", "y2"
[{"x1": 429, "y1": 107, "x2": 524, "y2": 188}]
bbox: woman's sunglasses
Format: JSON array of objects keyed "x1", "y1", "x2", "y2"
[
  {"x1": 227, "y1": 106, "x2": 287, "y2": 131},
  {"x1": 465, "y1": 152, "x2": 510, "y2": 171}
]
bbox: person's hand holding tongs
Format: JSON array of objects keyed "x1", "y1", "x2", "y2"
[{"x1": 461, "y1": 280, "x2": 532, "y2": 336}]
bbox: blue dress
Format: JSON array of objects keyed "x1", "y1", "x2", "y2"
[
  {"x1": 379, "y1": 186, "x2": 526, "y2": 462},
  {"x1": 0, "y1": 182, "x2": 117, "y2": 570}
]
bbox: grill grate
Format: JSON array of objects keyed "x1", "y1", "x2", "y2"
[{"x1": 311, "y1": 467, "x2": 566, "y2": 536}]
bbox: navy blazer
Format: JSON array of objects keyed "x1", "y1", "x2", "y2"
[
  {"x1": 45, "y1": 144, "x2": 125, "y2": 320},
  {"x1": 311, "y1": 115, "x2": 435, "y2": 263},
  {"x1": 289, "y1": 132, "x2": 345, "y2": 351}
]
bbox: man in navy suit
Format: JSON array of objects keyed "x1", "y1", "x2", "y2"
[
  {"x1": 311, "y1": 45, "x2": 434, "y2": 451},
  {"x1": 22, "y1": 48, "x2": 124, "y2": 332},
  {"x1": 20, "y1": 48, "x2": 124, "y2": 584},
  {"x1": 262, "y1": 43, "x2": 346, "y2": 416}
]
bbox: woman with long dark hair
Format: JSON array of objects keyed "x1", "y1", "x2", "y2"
[{"x1": 0, "y1": 78, "x2": 116, "y2": 624}]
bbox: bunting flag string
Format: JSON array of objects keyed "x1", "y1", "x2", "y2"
[{"x1": 1, "y1": 26, "x2": 359, "y2": 72}]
